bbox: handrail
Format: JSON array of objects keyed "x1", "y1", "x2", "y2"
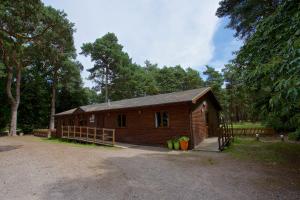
[
  {"x1": 61, "y1": 125, "x2": 115, "y2": 146},
  {"x1": 218, "y1": 118, "x2": 234, "y2": 151}
]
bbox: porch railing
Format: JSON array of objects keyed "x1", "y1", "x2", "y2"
[
  {"x1": 218, "y1": 119, "x2": 234, "y2": 151},
  {"x1": 61, "y1": 126, "x2": 115, "y2": 146}
]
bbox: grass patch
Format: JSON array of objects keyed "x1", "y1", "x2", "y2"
[
  {"x1": 232, "y1": 122, "x2": 266, "y2": 129},
  {"x1": 39, "y1": 137, "x2": 120, "y2": 149},
  {"x1": 225, "y1": 137, "x2": 300, "y2": 166}
]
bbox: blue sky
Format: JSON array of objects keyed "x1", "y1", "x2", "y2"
[{"x1": 43, "y1": 0, "x2": 242, "y2": 87}]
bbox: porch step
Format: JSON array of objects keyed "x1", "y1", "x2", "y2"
[{"x1": 193, "y1": 137, "x2": 220, "y2": 152}]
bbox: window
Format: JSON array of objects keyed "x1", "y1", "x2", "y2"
[
  {"x1": 79, "y1": 115, "x2": 87, "y2": 126},
  {"x1": 89, "y1": 114, "x2": 95, "y2": 123},
  {"x1": 117, "y1": 114, "x2": 126, "y2": 127},
  {"x1": 155, "y1": 111, "x2": 169, "y2": 128}
]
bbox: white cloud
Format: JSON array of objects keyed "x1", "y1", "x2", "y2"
[{"x1": 43, "y1": 0, "x2": 221, "y2": 87}]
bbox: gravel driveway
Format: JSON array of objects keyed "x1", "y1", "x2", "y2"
[{"x1": 0, "y1": 136, "x2": 299, "y2": 200}]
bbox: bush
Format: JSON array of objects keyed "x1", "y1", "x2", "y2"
[
  {"x1": 179, "y1": 136, "x2": 190, "y2": 142},
  {"x1": 288, "y1": 129, "x2": 300, "y2": 141},
  {"x1": 20, "y1": 124, "x2": 34, "y2": 134}
]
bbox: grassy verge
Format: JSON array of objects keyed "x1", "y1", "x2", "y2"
[
  {"x1": 232, "y1": 122, "x2": 266, "y2": 129},
  {"x1": 225, "y1": 137, "x2": 300, "y2": 166},
  {"x1": 38, "y1": 137, "x2": 120, "y2": 149}
]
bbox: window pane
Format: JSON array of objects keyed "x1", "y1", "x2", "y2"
[
  {"x1": 156, "y1": 112, "x2": 161, "y2": 127},
  {"x1": 162, "y1": 112, "x2": 169, "y2": 127},
  {"x1": 122, "y1": 115, "x2": 126, "y2": 127}
]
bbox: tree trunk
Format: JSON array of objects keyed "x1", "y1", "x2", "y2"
[
  {"x1": 48, "y1": 76, "x2": 56, "y2": 138},
  {"x1": 9, "y1": 104, "x2": 18, "y2": 136},
  {"x1": 6, "y1": 64, "x2": 21, "y2": 136}
]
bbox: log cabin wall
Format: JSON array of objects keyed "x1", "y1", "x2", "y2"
[
  {"x1": 191, "y1": 92, "x2": 221, "y2": 147},
  {"x1": 55, "y1": 103, "x2": 191, "y2": 146},
  {"x1": 191, "y1": 101, "x2": 207, "y2": 147},
  {"x1": 54, "y1": 91, "x2": 220, "y2": 148},
  {"x1": 102, "y1": 103, "x2": 191, "y2": 146}
]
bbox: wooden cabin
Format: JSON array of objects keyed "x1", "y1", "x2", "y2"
[{"x1": 54, "y1": 87, "x2": 221, "y2": 149}]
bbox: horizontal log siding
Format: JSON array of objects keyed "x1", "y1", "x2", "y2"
[
  {"x1": 103, "y1": 104, "x2": 191, "y2": 146},
  {"x1": 191, "y1": 92, "x2": 221, "y2": 147},
  {"x1": 56, "y1": 103, "x2": 191, "y2": 146},
  {"x1": 191, "y1": 103, "x2": 207, "y2": 146}
]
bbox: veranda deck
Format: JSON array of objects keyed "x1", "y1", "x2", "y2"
[{"x1": 61, "y1": 126, "x2": 115, "y2": 146}]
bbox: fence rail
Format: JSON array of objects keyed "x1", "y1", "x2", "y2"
[
  {"x1": 61, "y1": 126, "x2": 115, "y2": 146},
  {"x1": 33, "y1": 129, "x2": 56, "y2": 137},
  {"x1": 232, "y1": 128, "x2": 276, "y2": 136}
]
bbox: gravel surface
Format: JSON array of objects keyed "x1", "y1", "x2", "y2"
[{"x1": 0, "y1": 136, "x2": 299, "y2": 200}]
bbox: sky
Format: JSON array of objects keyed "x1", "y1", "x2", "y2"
[{"x1": 43, "y1": 0, "x2": 242, "y2": 87}]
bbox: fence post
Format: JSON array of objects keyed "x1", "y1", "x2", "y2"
[
  {"x1": 61, "y1": 126, "x2": 63, "y2": 137},
  {"x1": 80, "y1": 126, "x2": 82, "y2": 139},
  {"x1": 68, "y1": 126, "x2": 70, "y2": 138},
  {"x1": 112, "y1": 130, "x2": 115, "y2": 145},
  {"x1": 86, "y1": 127, "x2": 88, "y2": 141},
  {"x1": 94, "y1": 128, "x2": 96, "y2": 143},
  {"x1": 102, "y1": 129, "x2": 105, "y2": 143}
]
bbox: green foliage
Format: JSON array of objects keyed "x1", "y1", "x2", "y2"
[
  {"x1": 81, "y1": 33, "x2": 132, "y2": 101},
  {"x1": 216, "y1": 0, "x2": 282, "y2": 39},
  {"x1": 179, "y1": 136, "x2": 190, "y2": 142},
  {"x1": 82, "y1": 34, "x2": 205, "y2": 101},
  {"x1": 18, "y1": 67, "x2": 50, "y2": 132},
  {"x1": 0, "y1": 77, "x2": 9, "y2": 130},
  {"x1": 234, "y1": 0, "x2": 300, "y2": 131},
  {"x1": 222, "y1": 64, "x2": 257, "y2": 121},
  {"x1": 288, "y1": 129, "x2": 300, "y2": 141},
  {"x1": 203, "y1": 65, "x2": 224, "y2": 102},
  {"x1": 217, "y1": 0, "x2": 300, "y2": 130}
]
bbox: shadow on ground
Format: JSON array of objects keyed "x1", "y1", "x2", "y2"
[{"x1": 0, "y1": 145, "x2": 23, "y2": 152}]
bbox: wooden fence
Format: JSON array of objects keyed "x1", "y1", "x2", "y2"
[
  {"x1": 61, "y1": 126, "x2": 115, "y2": 146},
  {"x1": 232, "y1": 128, "x2": 276, "y2": 136},
  {"x1": 33, "y1": 129, "x2": 56, "y2": 137},
  {"x1": 218, "y1": 120, "x2": 234, "y2": 151}
]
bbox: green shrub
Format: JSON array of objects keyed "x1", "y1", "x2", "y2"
[
  {"x1": 288, "y1": 129, "x2": 300, "y2": 141},
  {"x1": 179, "y1": 136, "x2": 190, "y2": 142},
  {"x1": 20, "y1": 124, "x2": 34, "y2": 134}
]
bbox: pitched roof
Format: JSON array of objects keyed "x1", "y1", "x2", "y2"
[{"x1": 55, "y1": 87, "x2": 218, "y2": 116}]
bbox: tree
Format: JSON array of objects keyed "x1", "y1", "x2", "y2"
[
  {"x1": 18, "y1": 66, "x2": 50, "y2": 133},
  {"x1": 56, "y1": 60, "x2": 86, "y2": 113},
  {"x1": 81, "y1": 33, "x2": 134, "y2": 101},
  {"x1": 233, "y1": 0, "x2": 300, "y2": 130},
  {"x1": 0, "y1": 0, "x2": 54, "y2": 135},
  {"x1": 185, "y1": 67, "x2": 204, "y2": 90},
  {"x1": 222, "y1": 64, "x2": 255, "y2": 122},
  {"x1": 29, "y1": 7, "x2": 76, "y2": 136},
  {"x1": 0, "y1": 61, "x2": 9, "y2": 130},
  {"x1": 216, "y1": 0, "x2": 283, "y2": 40},
  {"x1": 203, "y1": 65, "x2": 224, "y2": 101}
]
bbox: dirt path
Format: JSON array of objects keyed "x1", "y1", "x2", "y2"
[{"x1": 0, "y1": 136, "x2": 299, "y2": 200}]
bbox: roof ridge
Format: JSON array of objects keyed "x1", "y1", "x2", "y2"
[{"x1": 55, "y1": 87, "x2": 211, "y2": 116}]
